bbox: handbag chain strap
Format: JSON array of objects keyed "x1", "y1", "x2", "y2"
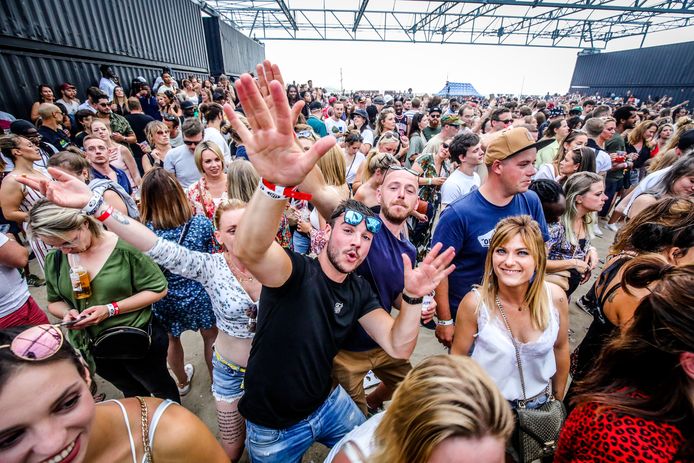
[{"x1": 137, "y1": 396, "x2": 153, "y2": 462}]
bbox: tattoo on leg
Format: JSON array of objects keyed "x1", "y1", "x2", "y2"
[{"x1": 217, "y1": 408, "x2": 246, "y2": 443}]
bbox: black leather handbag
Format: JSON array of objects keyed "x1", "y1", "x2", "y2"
[
  {"x1": 496, "y1": 296, "x2": 567, "y2": 462},
  {"x1": 91, "y1": 320, "x2": 152, "y2": 360}
]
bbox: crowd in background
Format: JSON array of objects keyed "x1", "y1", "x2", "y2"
[{"x1": 0, "y1": 60, "x2": 693, "y2": 463}]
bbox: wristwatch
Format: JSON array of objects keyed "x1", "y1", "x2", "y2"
[
  {"x1": 437, "y1": 319, "x2": 454, "y2": 326},
  {"x1": 401, "y1": 292, "x2": 423, "y2": 305}
]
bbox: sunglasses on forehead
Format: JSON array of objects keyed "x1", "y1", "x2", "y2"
[
  {"x1": 0, "y1": 323, "x2": 78, "y2": 361},
  {"x1": 343, "y1": 210, "x2": 382, "y2": 234},
  {"x1": 386, "y1": 164, "x2": 421, "y2": 177}
]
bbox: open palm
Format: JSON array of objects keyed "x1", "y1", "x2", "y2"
[
  {"x1": 223, "y1": 62, "x2": 335, "y2": 187},
  {"x1": 15, "y1": 167, "x2": 92, "y2": 209},
  {"x1": 403, "y1": 242, "x2": 456, "y2": 298}
]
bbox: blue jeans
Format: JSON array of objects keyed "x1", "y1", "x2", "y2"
[
  {"x1": 211, "y1": 349, "x2": 245, "y2": 402},
  {"x1": 292, "y1": 231, "x2": 310, "y2": 254},
  {"x1": 245, "y1": 385, "x2": 366, "y2": 463}
]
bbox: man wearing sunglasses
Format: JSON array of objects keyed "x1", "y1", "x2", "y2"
[
  {"x1": 163, "y1": 118, "x2": 203, "y2": 188},
  {"x1": 223, "y1": 62, "x2": 455, "y2": 462},
  {"x1": 94, "y1": 95, "x2": 136, "y2": 145},
  {"x1": 36, "y1": 103, "x2": 75, "y2": 153},
  {"x1": 422, "y1": 114, "x2": 462, "y2": 156},
  {"x1": 423, "y1": 106, "x2": 442, "y2": 141},
  {"x1": 432, "y1": 127, "x2": 551, "y2": 349}
]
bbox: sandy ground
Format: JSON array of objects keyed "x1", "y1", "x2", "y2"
[{"x1": 29, "y1": 226, "x2": 616, "y2": 462}]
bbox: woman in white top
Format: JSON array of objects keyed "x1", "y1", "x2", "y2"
[
  {"x1": 201, "y1": 103, "x2": 231, "y2": 164},
  {"x1": 534, "y1": 130, "x2": 589, "y2": 182},
  {"x1": 343, "y1": 131, "x2": 365, "y2": 190},
  {"x1": 451, "y1": 215, "x2": 570, "y2": 408},
  {"x1": 0, "y1": 325, "x2": 227, "y2": 463},
  {"x1": 327, "y1": 355, "x2": 514, "y2": 463},
  {"x1": 17, "y1": 169, "x2": 260, "y2": 462}
]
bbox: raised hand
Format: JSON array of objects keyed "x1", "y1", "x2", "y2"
[
  {"x1": 223, "y1": 61, "x2": 334, "y2": 187},
  {"x1": 402, "y1": 242, "x2": 456, "y2": 298},
  {"x1": 15, "y1": 167, "x2": 92, "y2": 209}
]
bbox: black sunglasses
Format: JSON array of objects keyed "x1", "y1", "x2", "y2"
[{"x1": 183, "y1": 139, "x2": 201, "y2": 146}]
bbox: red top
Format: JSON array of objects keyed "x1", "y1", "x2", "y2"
[{"x1": 556, "y1": 401, "x2": 687, "y2": 463}]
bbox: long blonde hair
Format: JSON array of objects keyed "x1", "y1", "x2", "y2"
[
  {"x1": 561, "y1": 172, "x2": 603, "y2": 245},
  {"x1": 227, "y1": 159, "x2": 259, "y2": 202},
  {"x1": 476, "y1": 216, "x2": 550, "y2": 331},
  {"x1": 317, "y1": 145, "x2": 346, "y2": 187},
  {"x1": 370, "y1": 355, "x2": 514, "y2": 463}
]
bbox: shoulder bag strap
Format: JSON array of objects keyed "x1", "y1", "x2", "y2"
[
  {"x1": 136, "y1": 396, "x2": 153, "y2": 463},
  {"x1": 495, "y1": 296, "x2": 528, "y2": 403},
  {"x1": 178, "y1": 219, "x2": 192, "y2": 245}
]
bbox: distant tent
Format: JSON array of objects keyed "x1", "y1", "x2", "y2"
[{"x1": 435, "y1": 81, "x2": 482, "y2": 98}]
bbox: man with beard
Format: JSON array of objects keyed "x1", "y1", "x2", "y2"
[
  {"x1": 423, "y1": 106, "x2": 442, "y2": 141},
  {"x1": 94, "y1": 94, "x2": 136, "y2": 144},
  {"x1": 393, "y1": 98, "x2": 407, "y2": 136},
  {"x1": 227, "y1": 63, "x2": 455, "y2": 462}
]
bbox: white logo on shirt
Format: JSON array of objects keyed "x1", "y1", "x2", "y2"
[
  {"x1": 477, "y1": 228, "x2": 495, "y2": 248},
  {"x1": 334, "y1": 302, "x2": 344, "y2": 314}
]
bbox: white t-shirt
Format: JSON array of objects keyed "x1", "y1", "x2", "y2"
[
  {"x1": 624, "y1": 167, "x2": 670, "y2": 214},
  {"x1": 0, "y1": 235, "x2": 30, "y2": 318},
  {"x1": 441, "y1": 169, "x2": 480, "y2": 206},
  {"x1": 595, "y1": 149, "x2": 612, "y2": 174},
  {"x1": 56, "y1": 98, "x2": 81, "y2": 115},
  {"x1": 345, "y1": 152, "x2": 366, "y2": 185},
  {"x1": 204, "y1": 127, "x2": 232, "y2": 165},
  {"x1": 533, "y1": 163, "x2": 557, "y2": 181},
  {"x1": 325, "y1": 412, "x2": 384, "y2": 463},
  {"x1": 325, "y1": 118, "x2": 347, "y2": 138},
  {"x1": 361, "y1": 128, "x2": 374, "y2": 147},
  {"x1": 163, "y1": 145, "x2": 201, "y2": 188}
]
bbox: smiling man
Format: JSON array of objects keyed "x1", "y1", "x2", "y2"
[{"x1": 432, "y1": 127, "x2": 552, "y2": 348}]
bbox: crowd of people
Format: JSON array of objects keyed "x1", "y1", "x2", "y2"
[{"x1": 0, "y1": 59, "x2": 692, "y2": 463}]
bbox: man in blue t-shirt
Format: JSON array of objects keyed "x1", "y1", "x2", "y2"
[{"x1": 432, "y1": 127, "x2": 553, "y2": 348}]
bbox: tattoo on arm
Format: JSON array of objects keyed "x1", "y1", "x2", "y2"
[{"x1": 111, "y1": 209, "x2": 130, "y2": 225}]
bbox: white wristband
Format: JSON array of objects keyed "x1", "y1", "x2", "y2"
[{"x1": 437, "y1": 319, "x2": 454, "y2": 326}]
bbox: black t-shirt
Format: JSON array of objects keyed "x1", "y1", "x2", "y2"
[
  {"x1": 238, "y1": 251, "x2": 381, "y2": 428},
  {"x1": 38, "y1": 126, "x2": 72, "y2": 152},
  {"x1": 125, "y1": 113, "x2": 155, "y2": 161}
]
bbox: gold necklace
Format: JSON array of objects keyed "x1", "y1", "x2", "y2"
[{"x1": 225, "y1": 254, "x2": 254, "y2": 283}]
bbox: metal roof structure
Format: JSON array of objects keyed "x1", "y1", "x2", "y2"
[{"x1": 203, "y1": 0, "x2": 693, "y2": 50}]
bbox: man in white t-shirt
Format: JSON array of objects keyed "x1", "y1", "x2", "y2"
[
  {"x1": 325, "y1": 102, "x2": 347, "y2": 140},
  {"x1": 441, "y1": 132, "x2": 483, "y2": 207},
  {"x1": 0, "y1": 234, "x2": 49, "y2": 327}
]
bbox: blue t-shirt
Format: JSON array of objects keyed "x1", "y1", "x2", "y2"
[
  {"x1": 432, "y1": 189, "x2": 549, "y2": 318},
  {"x1": 91, "y1": 166, "x2": 132, "y2": 196},
  {"x1": 342, "y1": 224, "x2": 416, "y2": 352}
]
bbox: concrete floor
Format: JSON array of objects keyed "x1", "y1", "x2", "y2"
[{"x1": 29, "y1": 226, "x2": 615, "y2": 462}]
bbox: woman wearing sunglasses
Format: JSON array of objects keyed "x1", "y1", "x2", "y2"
[
  {"x1": 142, "y1": 120, "x2": 172, "y2": 173},
  {"x1": 0, "y1": 324, "x2": 228, "y2": 463},
  {"x1": 19, "y1": 169, "x2": 260, "y2": 461}
]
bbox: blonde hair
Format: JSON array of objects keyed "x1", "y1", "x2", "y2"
[
  {"x1": 627, "y1": 120, "x2": 657, "y2": 146},
  {"x1": 561, "y1": 171, "x2": 603, "y2": 245},
  {"x1": 362, "y1": 151, "x2": 399, "y2": 183},
  {"x1": 193, "y1": 140, "x2": 225, "y2": 174},
  {"x1": 213, "y1": 198, "x2": 246, "y2": 229},
  {"x1": 227, "y1": 159, "x2": 259, "y2": 202},
  {"x1": 476, "y1": 215, "x2": 550, "y2": 331},
  {"x1": 144, "y1": 120, "x2": 168, "y2": 146},
  {"x1": 370, "y1": 355, "x2": 514, "y2": 463},
  {"x1": 375, "y1": 108, "x2": 395, "y2": 137},
  {"x1": 228, "y1": 113, "x2": 251, "y2": 145},
  {"x1": 317, "y1": 145, "x2": 346, "y2": 187},
  {"x1": 139, "y1": 168, "x2": 193, "y2": 229},
  {"x1": 27, "y1": 198, "x2": 103, "y2": 242},
  {"x1": 648, "y1": 148, "x2": 679, "y2": 173}
]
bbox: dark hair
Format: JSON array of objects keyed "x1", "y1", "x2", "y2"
[
  {"x1": 181, "y1": 118, "x2": 204, "y2": 137},
  {"x1": 162, "y1": 113, "x2": 180, "y2": 128},
  {"x1": 74, "y1": 109, "x2": 94, "y2": 124},
  {"x1": 36, "y1": 84, "x2": 53, "y2": 103},
  {"x1": 126, "y1": 97, "x2": 142, "y2": 112},
  {"x1": 612, "y1": 197, "x2": 694, "y2": 255},
  {"x1": 566, "y1": 116, "x2": 583, "y2": 130},
  {"x1": 200, "y1": 102, "x2": 223, "y2": 122},
  {"x1": 567, "y1": 146, "x2": 597, "y2": 175},
  {"x1": 582, "y1": 99, "x2": 596, "y2": 108},
  {"x1": 491, "y1": 108, "x2": 511, "y2": 121},
  {"x1": 139, "y1": 168, "x2": 192, "y2": 229},
  {"x1": 544, "y1": 119, "x2": 564, "y2": 139},
  {"x1": 613, "y1": 105, "x2": 637, "y2": 125},
  {"x1": 344, "y1": 130, "x2": 363, "y2": 145},
  {"x1": 0, "y1": 326, "x2": 87, "y2": 394},
  {"x1": 448, "y1": 132, "x2": 481, "y2": 164},
  {"x1": 0, "y1": 134, "x2": 23, "y2": 162},
  {"x1": 86, "y1": 86, "x2": 105, "y2": 102},
  {"x1": 328, "y1": 199, "x2": 376, "y2": 228},
  {"x1": 407, "y1": 113, "x2": 426, "y2": 139},
  {"x1": 573, "y1": 256, "x2": 694, "y2": 443},
  {"x1": 651, "y1": 155, "x2": 694, "y2": 197},
  {"x1": 530, "y1": 179, "x2": 564, "y2": 204}
]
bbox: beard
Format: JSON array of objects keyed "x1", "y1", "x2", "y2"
[
  {"x1": 381, "y1": 201, "x2": 411, "y2": 226},
  {"x1": 326, "y1": 240, "x2": 359, "y2": 275}
]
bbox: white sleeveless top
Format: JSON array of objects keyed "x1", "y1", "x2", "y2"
[{"x1": 470, "y1": 285, "x2": 559, "y2": 401}]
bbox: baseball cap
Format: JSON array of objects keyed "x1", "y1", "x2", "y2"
[
  {"x1": 353, "y1": 108, "x2": 368, "y2": 119},
  {"x1": 428, "y1": 106, "x2": 442, "y2": 115},
  {"x1": 548, "y1": 107, "x2": 565, "y2": 118},
  {"x1": 59, "y1": 82, "x2": 76, "y2": 91},
  {"x1": 384, "y1": 95, "x2": 394, "y2": 104},
  {"x1": 373, "y1": 96, "x2": 385, "y2": 105},
  {"x1": 678, "y1": 129, "x2": 694, "y2": 152},
  {"x1": 441, "y1": 115, "x2": 462, "y2": 126},
  {"x1": 309, "y1": 101, "x2": 323, "y2": 111},
  {"x1": 181, "y1": 100, "x2": 195, "y2": 110},
  {"x1": 485, "y1": 127, "x2": 554, "y2": 165}
]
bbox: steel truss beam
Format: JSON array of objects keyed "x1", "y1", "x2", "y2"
[{"x1": 207, "y1": 0, "x2": 694, "y2": 49}]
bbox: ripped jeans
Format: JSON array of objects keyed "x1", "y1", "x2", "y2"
[{"x1": 245, "y1": 385, "x2": 366, "y2": 463}]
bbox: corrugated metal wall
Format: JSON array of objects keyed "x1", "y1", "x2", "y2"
[
  {"x1": 569, "y1": 41, "x2": 694, "y2": 105},
  {"x1": 0, "y1": 0, "x2": 264, "y2": 120},
  {"x1": 203, "y1": 17, "x2": 265, "y2": 77}
]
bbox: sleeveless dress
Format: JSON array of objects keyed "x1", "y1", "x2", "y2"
[{"x1": 13, "y1": 172, "x2": 52, "y2": 272}]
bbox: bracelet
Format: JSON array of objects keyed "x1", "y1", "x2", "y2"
[
  {"x1": 81, "y1": 192, "x2": 104, "y2": 216},
  {"x1": 401, "y1": 292, "x2": 424, "y2": 305},
  {"x1": 427, "y1": 178, "x2": 432, "y2": 186},
  {"x1": 106, "y1": 302, "x2": 120, "y2": 317},
  {"x1": 95, "y1": 205, "x2": 114, "y2": 223},
  {"x1": 258, "y1": 178, "x2": 312, "y2": 201},
  {"x1": 437, "y1": 319, "x2": 454, "y2": 326}
]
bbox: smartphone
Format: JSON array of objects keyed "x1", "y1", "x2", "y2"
[{"x1": 60, "y1": 315, "x2": 87, "y2": 327}]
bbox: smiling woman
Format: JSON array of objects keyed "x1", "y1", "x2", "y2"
[{"x1": 0, "y1": 325, "x2": 228, "y2": 463}]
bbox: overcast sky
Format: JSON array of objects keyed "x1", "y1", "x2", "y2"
[{"x1": 263, "y1": 28, "x2": 692, "y2": 96}]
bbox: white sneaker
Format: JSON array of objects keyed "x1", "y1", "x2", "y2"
[
  {"x1": 363, "y1": 370, "x2": 382, "y2": 389},
  {"x1": 177, "y1": 363, "x2": 195, "y2": 396},
  {"x1": 592, "y1": 223, "x2": 603, "y2": 236},
  {"x1": 605, "y1": 223, "x2": 619, "y2": 232}
]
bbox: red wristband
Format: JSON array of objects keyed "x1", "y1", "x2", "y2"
[
  {"x1": 259, "y1": 178, "x2": 312, "y2": 201},
  {"x1": 111, "y1": 301, "x2": 120, "y2": 316},
  {"x1": 96, "y1": 205, "x2": 114, "y2": 222}
]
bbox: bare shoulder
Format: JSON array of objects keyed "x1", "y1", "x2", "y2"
[{"x1": 547, "y1": 283, "x2": 568, "y2": 308}]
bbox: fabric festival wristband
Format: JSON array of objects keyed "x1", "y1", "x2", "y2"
[
  {"x1": 106, "y1": 302, "x2": 120, "y2": 317},
  {"x1": 81, "y1": 192, "x2": 104, "y2": 216},
  {"x1": 258, "y1": 178, "x2": 312, "y2": 201},
  {"x1": 437, "y1": 319, "x2": 454, "y2": 326},
  {"x1": 95, "y1": 205, "x2": 114, "y2": 223}
]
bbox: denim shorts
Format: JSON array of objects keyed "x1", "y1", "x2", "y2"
[{"x1": 211, "y1": 350, "x2": 246, "y2": 403}]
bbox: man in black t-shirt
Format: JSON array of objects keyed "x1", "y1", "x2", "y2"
[
  {"x1": 124, "y1": 98, "x2": 155, "y2": 175},
  {"x1": 229, "y1": 63, "x2": 454, "y2": 462}
]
